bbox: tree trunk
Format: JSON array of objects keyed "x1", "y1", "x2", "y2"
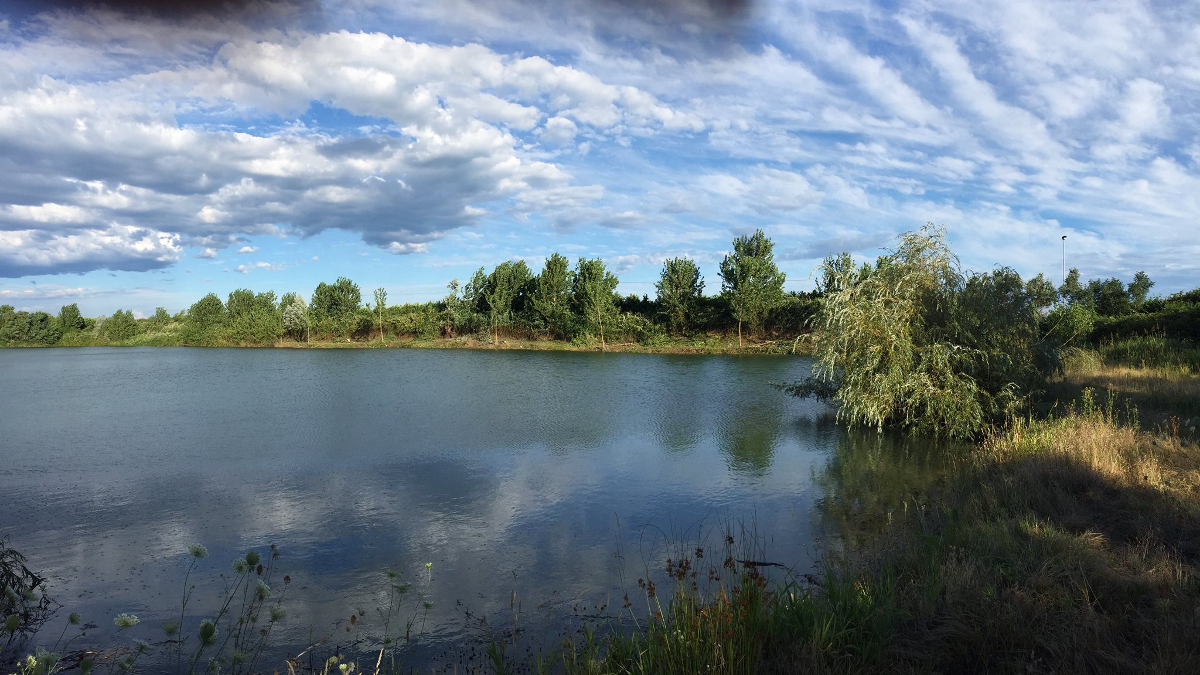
[
  {"x1": 598, "y1": 308, "x2": 605, "y2": 352},
  {"x1": 738, "y1": 320, "x2": 742, "y2": 348}
]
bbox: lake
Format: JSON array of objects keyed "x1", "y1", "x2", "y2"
[{"x1": 0, "y1": 347, "x2": 924, "y2": 670}]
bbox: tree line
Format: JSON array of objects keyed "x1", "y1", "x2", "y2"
[{"x1": 0, "y1": 230, "x2": 813, "y2": 349}]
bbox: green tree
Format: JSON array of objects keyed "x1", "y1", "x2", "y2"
[
  {"x1": 102, "y1": 309, "x2": 139, "y2": 342},
  {"x1": 1128, "y1": 271, "x2": 1154, "y2": 310},
  {"x1": 0, "y1": 305, "x2": 14, "y2": 338},
  {"x1": 1058, "y1": 268, "x2": 1088, "y2": 307},
  {"x1": 1025, "y1": 273, "x2": 1058, "y2": 311},
  {"x1": 312, "y1": 277, "x2": 362, "y2": 337},
  {"x1": 718, "y1": 229, "x2": 786, "y2": 346},
  {"x1": 655, "y1": 257, "x2": 704, "y2": 336},
  {"x1": 483, "y1": 260, "x2": 533, "y2": 344},
  {"x1": 1088, "y1": 277, "x2": 1131, "y2": 317},
  {"x1": 781, "y1": 225, "x2": 1055, "y2": 440},
  {"x1": 530, "y1": 253, "x2": 574, "y2": 340},
  {"x1": 373, "y1": 287, "x2": 388, "y2": 342},
  {"x1": 570, "y1": 257, "x2": 619, "y2": 351},
  {"x1": 225, "y1": 290, "x2": 281, "y2": 344},
  {"x1": 58, "y1": 304, "x2": 85, "y2": 332},
  {"x1": 149, "y1": 307, "x2": 171, "y2": 330},
  {"x1": 184, "y1": 293, "x2": 227, "y2": 344},
  {"x1": 0, "y1": 310, "x2": 62, "y2": 345}
]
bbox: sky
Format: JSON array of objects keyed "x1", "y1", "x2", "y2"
[{"x1": 0, "y1": 0, "x2": 1197, "y2": 316}]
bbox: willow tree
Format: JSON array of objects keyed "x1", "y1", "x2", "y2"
[{"x1": 780, "y1": 224, "x2": 1053, "y2": 440}]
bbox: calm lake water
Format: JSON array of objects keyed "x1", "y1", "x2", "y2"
[{"x1": 0, "y1": 347, "x2": 931, "y2": 670}]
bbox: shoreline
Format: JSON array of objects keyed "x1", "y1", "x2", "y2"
[{"x1": 3, "y1": 334, "x2": 815, "y2": 356}]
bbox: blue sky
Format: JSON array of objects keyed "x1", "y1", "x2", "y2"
[{"x1": 1, "y1": 0, "x2": 1198, "y2": 316}]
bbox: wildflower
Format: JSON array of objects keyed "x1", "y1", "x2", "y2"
[
  {"x1": 80, "y1": 656, "x2": 94, "y2": 675},
  {"x1": 114, "y1": 613, "x2": 140, "y2": 629},
  {"x1": 245, "y1": 551, "x2": 261, "y2": 567},
  {"x1": 163, "y1": 620, "x2": 180, "y2": 635},
  {"x1": 232, "y1": 649, "x2": 249, "y2": 664},
  {"x1": 269, "y1": 605, "x2": 286, "y2": 622},
  {"x1": 21, "y1": 589, "x2": 37, "y2": 602},
  {"x1": 133, "y1": 638, "x2": 151, "y2": 653},
  {"x1": 199, "y1": 619, "x2": 217, "y2": 646},
  {"x1": 188, "y1": 545, "x2": 209, "y2": 559},
  {"x1": 4, "y1": 586, "x2": 18, "y2": 603},
  {"x1": 69, "y1": 613, "x2": 81, "y2": 625},
  {"x1": 232, "y1": 558, "x2": 250, "y2": 574},
  {"x1": 256, "y1": 580, "x2": 271, "y2": 600},
  {"x1": 425, "y1": 562, "x2": 433, "y2": 570},
  {"x1": 423, "y1": 601, "x2": 433, "y2": 610}
]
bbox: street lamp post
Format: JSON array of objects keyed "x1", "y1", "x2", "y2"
[{"x1": 1061, "y1": 235, "x2": 1067, "y2": 286}]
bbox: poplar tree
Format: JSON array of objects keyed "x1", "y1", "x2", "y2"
[
  {"x1": 570, "y1": 258, "x2": 619, "y2": 351},
  {"x1": 655, "y1": 257, "x2": 704, "y2": 335},
  {"x1": 530, "y1": 253, "x2": 574, "y2": 339},
  {"x1": 718, "y1": 229, "x2": 786, "y2": 346},
  {"x1": 374, "y1": 287, "x2": 388, "y2": 342}
]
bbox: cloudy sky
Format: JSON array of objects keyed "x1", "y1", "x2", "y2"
[{"x1": 1, "y1": 0, "x2": 1197, "y2": 315}]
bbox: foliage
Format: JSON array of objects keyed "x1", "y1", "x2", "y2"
[
  {"x1": 718, "y1": 229, "x2": 786, "y2": 342},
  {"x1": 656, "y1": 257, "x2": 704, "y2": 335},
  {"x1": 1043, "y1": 302, "x2": 1096, "y2": 347},
  {"x1": 183, "y1": 293, "x2": 227, "y2": 344},
  {"x1": 1058, "y1": 267, "x2": 1087, "y2": 306},
  {"x1": 373, "y1": 288, "x2": 387, "y2": 341},
  {"x1": 570, "y1": 257, "x2": 619, "y2": 349},
  {"x1": 100, "y1": 310, "x2": 139, "y2": 342},
  {"x1": 482, "y1": 260, "x2": 533, "y2": 342},
  {"x1": 787, "y1": 225, "x2": 1055, "y2": 439},
  {"x1": 148, "y1": 307, "x2": 171, "y2": 331},
  {"x1": 1024, "y1": 273, "x2": 1058, "y2": 310},
  {"x1": 0, "y1": 309, "x2": 62, "y2": 346},
  {"x1": 225, "y1": 290, "x2": 281, "y2": 345},
  {"x1": 529, "y1": 253, "x2": 575, "y2": 339},
  {"x1": 57, "y1": 305, "x2": 85, "y2": 332},
  {"x1": 311, "y1": 277, "x2": 361, "y2": 336},
  {"x1": 1087, "y1": 277, "x2": 1132, "y2": 316},
  {"x1": 1127, "y1": 271, "x2": 1154, "y2": 310},
  {"x1": 281, "y1": 294, "x2": 310, "y2": 341}
]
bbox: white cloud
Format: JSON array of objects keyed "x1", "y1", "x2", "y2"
[
  {"x1": 0, "y1": 224, "x2": 181, "y2": 276},
  {"x1": 237, "y1": 245, "x2": 258, "y2": 254}
]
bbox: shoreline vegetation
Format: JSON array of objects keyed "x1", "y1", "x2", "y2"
[
  {"x1": 1, "y1": 231, "x2": 815, "y2": 355},
  {"x1": 5, "y1": 226, "x2": 1200, "y2": 674}
]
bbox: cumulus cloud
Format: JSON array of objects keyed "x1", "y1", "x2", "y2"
[
  {"x1": 0, "y1": 22, "x2": 694, "y2": 275},
  {"x1": 0, "y1": 1, "x2": 1198, "y2": 289},
  {"x1": 0, "y1": 224, "x2": 181, "y2": 277}
]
